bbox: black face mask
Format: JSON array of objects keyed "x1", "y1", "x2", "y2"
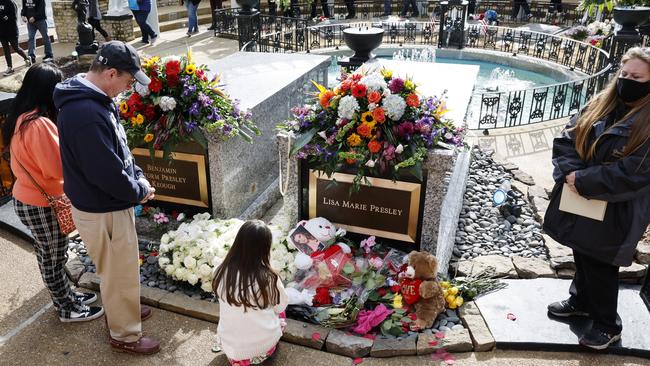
[{"x1": 616, "y1": 77, "x2": 650, "y2": 103}]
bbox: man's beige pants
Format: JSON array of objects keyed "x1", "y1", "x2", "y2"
[{"x1": 72, "y1": 206, "x2": 142, "y2": 343}]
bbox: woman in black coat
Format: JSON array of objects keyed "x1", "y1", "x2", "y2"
[
  {"x1": 0, "y1": 0, "x2": 29, "y2": 76},
  {"x1": 544, "y1": 46, "x2": 650, "y2": 350}
]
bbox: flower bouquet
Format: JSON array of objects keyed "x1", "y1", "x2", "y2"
[
  {"x1": 158, "y1": 215, "x2": 297, "y2": 292},
  {"x1": 278, "y1": 66, "x2": 465, "y2": 192},
  {"x1": 119, "y1": 50, "x2": 260, "y2": 159}
]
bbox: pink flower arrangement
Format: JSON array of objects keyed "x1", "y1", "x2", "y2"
[
  {"x1": 153, "y1": 212, "x2": 169, "y2": 224},
  {"x1": 351, "y1": 304, "x2": 393, "y2": 335}
]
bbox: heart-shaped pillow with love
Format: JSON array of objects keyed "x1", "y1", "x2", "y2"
[{"x1": 399, "y1": 278, "x2": 423, "y2": 305}]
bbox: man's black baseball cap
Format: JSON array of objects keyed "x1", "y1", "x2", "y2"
[{"x1": 95, "y1": 41, "x2": 150, "y2": 85}]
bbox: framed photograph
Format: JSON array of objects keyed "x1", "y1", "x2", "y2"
[{"x1": 288, "y1": 225, "x2": 325, "y2": 255}]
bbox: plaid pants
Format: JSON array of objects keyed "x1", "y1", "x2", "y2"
[{"x1": 14, "y1": 199, "x2": 85, "y2": 317}]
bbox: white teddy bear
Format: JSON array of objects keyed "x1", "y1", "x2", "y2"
[{"x1": 290, "y1": 217, "x2": 351, "y2": 270}]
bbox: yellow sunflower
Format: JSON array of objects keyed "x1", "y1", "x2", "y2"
[
  {"x1": 130, "y1": 116, "x2": 137, "y2": 127},
  {"x1": 119, "y1": 101, "x2": 129, "y2": 114},
  {"x1": 144, "y1": 133, "x2": 154, "y2": 143},
  {"x1": 135, "y1": 114, "x2": 144, "y2": 125},
  {"x1": 360, "y1": 111, "x2": 375, "y2": 125},
  {"x1": 185, "y1": 64, "x2": 197, "y2": 75}
]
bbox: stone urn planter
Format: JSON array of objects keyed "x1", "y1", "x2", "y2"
[
  {"x1": 236, "y1": 0, "x2": 259, "y2": 14},
  {"x1": 340, "y1": 27, "x2": 384, "y2": 67},
  {"x1": 613, "y1": 6, "x2": 650, "y2": 35}
]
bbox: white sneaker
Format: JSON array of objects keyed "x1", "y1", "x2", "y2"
[
  {"x1": 3, "y1": 68, "x2": 14, "y2": 76},
  {"x1": 150, "y1": 36, "x2": 158, "y2": 46},
  {"x1": 59, "y1": 305, "x2": 105, "y2": 323},
  {"x1": 43, "y1": 56, "x2": 54, "y2": 63},
  {"x1": 24, "y1": 58, "x2": 32, "y2": 67}
]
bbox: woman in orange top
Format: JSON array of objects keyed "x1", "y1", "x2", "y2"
[{"x1": 2, "y1": 63, "x2": 104, "y2": 322}]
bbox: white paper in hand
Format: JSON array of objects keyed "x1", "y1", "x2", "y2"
[{"x1": 559, "y1": 183, "x2": 607, "y2": 221}]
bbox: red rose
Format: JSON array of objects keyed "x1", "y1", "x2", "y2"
[
  {"x1": 368, "y1": 140, "x2": 382, "y2": 154},
  {"x1": 165, "y1": 60, "x2": 181, "y2": 77},
  {"x1": 167, "y1": 74, "x2": 179, "y2": 88},
  {"x1": 377, "y1": 288, "x2": 387, "y2": 297},
  {"x1": 372, "y1": 108, "x2": 386, "y2": 124},
  {"x1": 390, "y1": 285, "x2": 401, "y2": 293},
  {"x1": 351, "y1": 83, "x2": 367, "y2": 98},
  {"x1": 406, "y1": 93, "x2": 420, "y2": 107},
  {"x1": 312, "y1": 287, "x2": 332, "y2": 307},
  {"x1": 408, "y1": 313, "x2": 417, "y2": 320},
  {"x1": 144, "y1": 105, "x2": 156, "y2": 120},
  {"x1": 356, "y1": 123, "x2": 372, "y2": 138},
  {"x1": 367, "y1": 90, "x2": 381, "y2": 104},
  {"x1": 148, "y1": 77, "x2": 162, "y2": 93},
  {"x1": 340, "y1": 79, "x2": 352, "y2": 93}
]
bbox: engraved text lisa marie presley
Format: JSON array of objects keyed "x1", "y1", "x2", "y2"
[{"x1": 321, "y1": 197, "x2": 403, "y2": 216}]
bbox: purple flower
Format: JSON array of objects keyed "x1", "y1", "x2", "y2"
[
  {"x1": 382, "y1": 144, "x2": 396, "y2": 161},
  {"x1": 182, "y1": 84, "x2": 197, "y2": 97},
  {"x1": 397, "y1": 121, "x2": 415, "y2": 138},
  {"x1": 389, "y1": 78, "x2": 404, "y2": 93},
  {"x1": 186, "y1": 121, "x2": 197, "y2": 132},
  {"x1": 198, "y1": 92, "x2": 212, "y2": 108},
  {"x1": 415, "y1": 120, "x2": 431, "y2": 135},
  {"x1": 189, "y1": 102, "x2": 200, "y2": 117},
  {"x1": 208, "y1": 107, "x2": 222, "y2": 121},
  {"x1": 222, "y1": 124, "x2": 233, "y2": 135}
]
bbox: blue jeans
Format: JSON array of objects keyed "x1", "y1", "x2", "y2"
[
  {"x1": 132, "y1": 10, "x2": 156, "y2": 42},
  {"x1": 384, "y1": 0, "x2": 391, "y2": 15},
  {"x1": 186, "y1": 1, "x2": 198, "y2": 33},
  {"x1": 27, "y1": 19, "x2": 52, "y2": 60}
]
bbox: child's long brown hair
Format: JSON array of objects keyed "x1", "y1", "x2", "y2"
[{"x1": 212, "y1": 220, "x2": 280, "y2": 311}]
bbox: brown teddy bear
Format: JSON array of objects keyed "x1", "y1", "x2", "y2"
[{"x1": 399, "y1": 251, "x2": 446, "y2": 330}]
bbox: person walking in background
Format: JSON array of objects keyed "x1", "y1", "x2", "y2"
[
  {"x1": 383, "y1": 0, "x2": 391, "y2": 16},
  {"x1": 544, "y1": 47, "x2": 650, "y2": 350},
  {"x1": 207, "y1": 0, "x2": 222, "y2": 30},
  {"x1": 21, "y1": 0, "x2": 52, "y2": 63},
  {"x1": 310, "y1": 0, "x2": 330, "y2": 19},
  {"x1": 0, "y1": 0, "x2": 30, "y2": 75},
  {"x1": 129, "y1": 0, "x2": 157, "y2": 45},
  {"x1": 511, "y1": 0, "x2": 532, "y2": 21},
  {"x1": 344, "y1": 0, "x2": 355, "y2": 19},
  {"x1": 400, "y1": 0, "x2": 419, "y2": 18},
  {"x1": 213, "y1": 220, "x2": 288, "y2": 365},
  {"x1": 88, "y1": 0, "x2": 111, "y2": 42},
  {"x1": 3, "y1": 63, "x2": 104, "y2": 323},
  {"x1": 53, "y1": 41, "x2": 159, "y2": 355},
  {"x1": 180, "y1": 0, "x2": 200, "y2": 37}
]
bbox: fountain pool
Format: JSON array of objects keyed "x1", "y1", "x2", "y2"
[{"x1": 327, "y1": 55, "x2": 563, "y2": 92}]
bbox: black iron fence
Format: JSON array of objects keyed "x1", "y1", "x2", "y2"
[
  {"x1": 222, "y1": 0, "x2": 602, "y2": 26},
  {"x1": 467, "y1": 25, "x2": 611, "y2": 129}
]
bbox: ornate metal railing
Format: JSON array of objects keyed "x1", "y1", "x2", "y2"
[
  {"x1": 466, "y1": 25, "x2": 611, "y2": 129},
  {"x1": 223, "y1": 0, "x2": 602, "y2": 26}
]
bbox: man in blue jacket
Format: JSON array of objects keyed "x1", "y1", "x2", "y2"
[
  {"x1": 21, "y1": 0, "x2": 52, "y2": 63},
  {"x1": 53, "y1": 41, "x2": 159, "y2": 355}
]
